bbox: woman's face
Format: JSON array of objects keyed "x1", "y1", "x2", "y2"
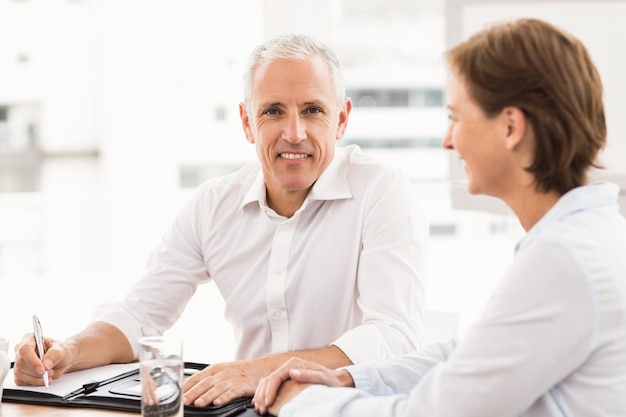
[{"x1": 442, "y1": 73, "x2": 516, "y2": 198}]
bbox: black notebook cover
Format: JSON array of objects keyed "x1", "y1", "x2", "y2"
[{"x1": 2, "y1": 361, "x2": 256, "y2": 417}]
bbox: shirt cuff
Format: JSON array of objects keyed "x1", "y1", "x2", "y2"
[
  {"x1": 332, "y1": 324, "x2": 397, "y2": 363},
  {"x1": 91, "y1": 301, "x2": 144, "y2": 360},
  {"x1": 345, "y1": 364, "x2": 375, "y2": 392},
  {"x1": 279, "y1": 385, "x2": 364, "y2": 417}
]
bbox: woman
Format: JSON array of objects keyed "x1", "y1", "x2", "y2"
[{"x1": 252, "y1": 18, "x2": 626, "y2": 417}]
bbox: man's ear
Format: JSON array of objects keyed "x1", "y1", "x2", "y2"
[
  {"x1": 239, "y1": 102, "x2": 255, "y2": 144},
  {"x1": 503, "y1": 106, "x2": 527, "y2": 150},
  {"x1": 335, "y1": 98, "x2": 353, "y2": 140}
]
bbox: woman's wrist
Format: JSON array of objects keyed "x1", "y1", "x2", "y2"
[{"x1": 336, "y1": 369, "x2": 355, "y2": 387}]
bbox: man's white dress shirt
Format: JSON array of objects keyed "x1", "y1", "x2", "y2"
[
  {"x1": 94, "y1": 145, "x2": 428, "y2": 363},
  {"x1": 282, "y1": 182, "x2": 626, "y2": 417}
]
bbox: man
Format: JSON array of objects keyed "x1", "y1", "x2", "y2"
[{"x1": 13, "y1": 33, "x2": 428, "y2": 408}]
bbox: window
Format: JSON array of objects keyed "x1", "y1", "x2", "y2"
[{"x1": 348, "y1": 88, "x2": 444, "y2": 107}]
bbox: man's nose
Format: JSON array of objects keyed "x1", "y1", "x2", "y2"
[{"x1": 281, "y1": 114, "x2": 307, "y2": 143}]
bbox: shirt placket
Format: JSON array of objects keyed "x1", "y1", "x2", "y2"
[{"x1": 266, "y1": 215, "x2": 298, "y2": 353}]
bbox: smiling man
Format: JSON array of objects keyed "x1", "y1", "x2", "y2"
[
  {"x1": 13, "y1": 33, "x2": 428, "y2": 409},
  {"x1": 240, "y1": 54, "x2": 349, "y2": 218}
]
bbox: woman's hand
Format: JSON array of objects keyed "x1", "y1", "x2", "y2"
[{"x1": 253, "y1": 357, "x2": 355, "y2": 415}]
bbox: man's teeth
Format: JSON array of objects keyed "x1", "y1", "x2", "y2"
[{"x1": 280, "y1": 153, "x2": 308, "y2": 159}]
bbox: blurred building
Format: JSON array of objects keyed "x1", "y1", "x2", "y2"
[
  {"x1": 1, "y1": 0, "x2": 623, "y2": 357},
  {"x1": 0, "y1": 0, "x2": 451, "y2": 277}
]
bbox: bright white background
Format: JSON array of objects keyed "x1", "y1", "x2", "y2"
[{"x1": 2, "y1": 0, "x2": 622, "y2": 365}]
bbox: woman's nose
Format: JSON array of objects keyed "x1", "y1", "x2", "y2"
[{"x1": 442, "y1": 125, "x2": 454, "y2": 150}]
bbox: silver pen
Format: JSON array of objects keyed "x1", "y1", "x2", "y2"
[{"x1": 32, "y1": 314, "x2": 49, "y2": 388}]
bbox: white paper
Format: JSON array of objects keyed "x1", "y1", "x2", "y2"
[{"x1": 3, "y1": 363, "x2": 138, "y2": 397}]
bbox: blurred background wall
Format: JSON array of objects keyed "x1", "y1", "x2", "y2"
[{"x1": 1, "y1": 0, "x2": 623, "y2": 362}]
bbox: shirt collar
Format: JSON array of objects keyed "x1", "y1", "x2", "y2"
[
  {"x1": 308, "y1": 147, "x2": 352, "y2": 201},
  {"x1": 240, "y1": 171, "x2": 266, "y2": 211},
  {"x1": 239, "y1": 147, "x2": 353, "y2": 212},
  {"x1": 516, "y1": 182, "x2": 620, "y2": 251}
]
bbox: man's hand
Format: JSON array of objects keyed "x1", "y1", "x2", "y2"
[
  {"x1": 13, "y1": 322, "x2": 133, "y2": 386},
  {"x1": 253, "y1": 357, "x2": 355, "y2": 415},
  {"x1": 13, "y1": 333, "x2": 75, "y2": 386},
  {"x1": 183, "y1": 345, "x2": 352, "y2": 409},
  {"x1": 182, "y1": 358, "x2": 272, "y2": 407}
]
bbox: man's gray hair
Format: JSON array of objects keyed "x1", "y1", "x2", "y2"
[{"x1": 242, "y1": 33, "x2": 345, "y2": 108}]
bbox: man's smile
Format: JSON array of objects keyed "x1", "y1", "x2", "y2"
[{"x1": 279, "y1": 152, "x2": 310, "y2": 159}]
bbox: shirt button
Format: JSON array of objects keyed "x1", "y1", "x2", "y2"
[{"x1": 273, "y1": 310, "x2": 282, "y2": 319}]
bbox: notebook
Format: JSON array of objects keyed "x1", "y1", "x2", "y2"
[{"x1": 2, "y1": 361, "x2": 256, "y2": 416}]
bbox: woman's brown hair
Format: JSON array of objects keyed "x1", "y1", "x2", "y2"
[{"x1": 446, "y1": 18, "x2": 606, "y2": 194}]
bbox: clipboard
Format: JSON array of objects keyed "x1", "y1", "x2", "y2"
[{"x1": 2, "y1": 361, "x2": 256, "y2": 417}]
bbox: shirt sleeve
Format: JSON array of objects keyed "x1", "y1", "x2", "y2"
[
  {"x1": 332, "y1": 168, "x2": 429, "y2": 362},
  {"x1": 282, "y1": 242, "x2": 596, "y2": 416},
  {"x1": 92, "y1": 187, "x2": 210, "y2": 358},
  {"x1": 348, "y1": 338, "x2": 458, "y2": 395}
]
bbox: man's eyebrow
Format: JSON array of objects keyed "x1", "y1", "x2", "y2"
[
  {"x1": 257, "y1": 99, "x2": 328, "y2": 109},
  {"x1": 258, "y1": 101, "x2": 284, "y2": 109}
]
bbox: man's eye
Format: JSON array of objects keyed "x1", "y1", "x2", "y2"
[
  {"x1": 264, "y1": 108, "x2": 280, "y2": 116},
  {"x1": 305, "y1": 107, "x2": 322, "y2": 114}
]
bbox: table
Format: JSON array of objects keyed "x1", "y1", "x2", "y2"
[{"x1": 0, "y1": 402, "x2": 135, "y2": 416}]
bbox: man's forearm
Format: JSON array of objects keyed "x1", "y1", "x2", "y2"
[
  {"x1": 261, "y1": 344, "x2": 352, "y2": 371},
  {"x1": 66, "y1": 321, "x2": 134, "y2": 371}
]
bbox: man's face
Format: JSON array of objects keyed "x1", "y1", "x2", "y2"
[{"x1": 239, "y1": 55, "x2": 351, "y2": 210}]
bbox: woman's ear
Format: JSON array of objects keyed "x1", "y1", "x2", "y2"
[{"x1": 503, "y1": 106, "x2": 528, "y2": 150}]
